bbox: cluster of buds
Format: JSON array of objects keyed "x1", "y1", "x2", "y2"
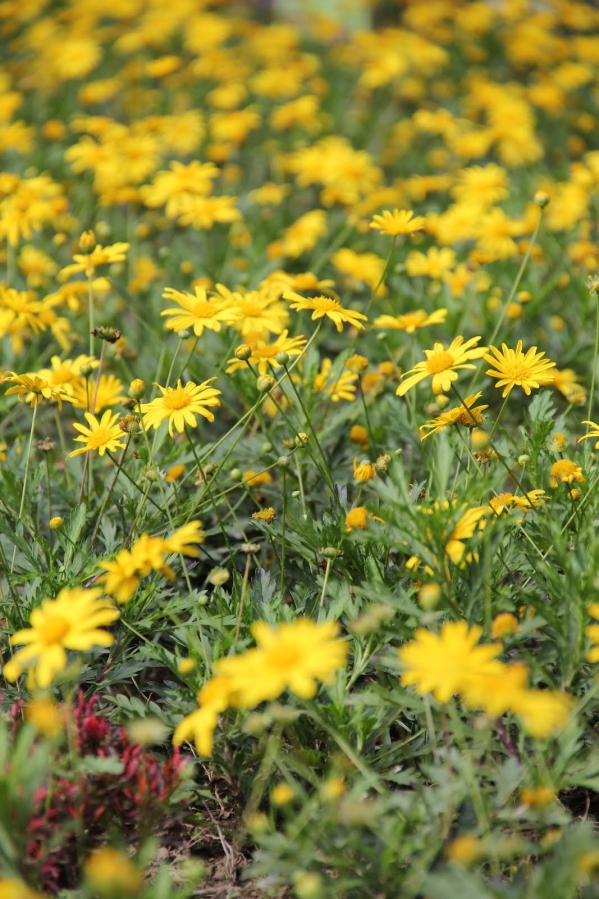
[{"x1": 90, "y1": 326, "x2": 121, "y2": 344}]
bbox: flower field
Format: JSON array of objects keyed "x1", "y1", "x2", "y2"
[{"x1": 4, "y1": 0, "x2": 599, "y2": 895}]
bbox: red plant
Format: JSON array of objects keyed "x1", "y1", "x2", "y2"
[{"x1": 16, "y1": 693, "x2": 187, "y2": 893}]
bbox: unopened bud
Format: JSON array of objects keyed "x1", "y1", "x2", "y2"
[
  {"x1": 275, "y1": 351, "x2": 289, "y2": 366},
  {"x1": 79, "y1": 229, "x2": 96, "y2": 251},
  {"x1": 419, "y1": 583, "x2": 441, "y2": 610},
  {"x1": 79, "y1": 364, "x2": 95, "y2": 378},
  {"x1": 128, "y1": 378, "x2": 146, "y2": 400},
  {"x1": 177, "y1": 329, "x2": 191, "y2": 340},
  {"x1": 230, "y1": 468, "x2": 242, "y2": 482},
  {"x1": 518, "y1": 454, "x2": 530, "y2": 467},
  {"x1": 50, "y1": 516, "x2": 64, "y2": 530},
  {"x1": 91, "y1": 326, "x2": 121, "y2": 343},
  {"x1": 241, "y1": 542, "x2": 261, "y2": 554},
  {"x1": 119, "y1": 414, "x2": 141, "y2": 434},
  {"x1": 278, "y1": 455, "x2": 290, "y2": 468},
  {"x1": 534, "y1": 190, "x2": 550, "y2": 208},
  {"x1": 144, "y1": 466, "x2": 165, "y2": 482},
  {"x1": 235, "y1": 344, "x2": 252, "y2": 361},
  {"x1": 257, "y1": 375, "x2": 275, "y2": 393}
]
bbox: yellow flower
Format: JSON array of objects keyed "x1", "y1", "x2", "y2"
[
  {"x1": 397, "y1": 336, "x2": 487, "y2": 397},
  {"x1": 373, "y1": 308, "x2": 448, "y2": 334},
  {"x1": 510, "y1": 689, "x2": 571, "y2": 738},
  {"x1": 67, "y1": 409, "x2": 126, "y2": 458},
  {"x1": 520, "y1": 786, "x2": 555, "y2": 810},
  {"x1": 59, "y1": 242, "x2": 130, "y2": 279},
  {"x1": 578, "y1": 420, "x2": 599, "y2": 449},
  {"x1": 248, "y1": 618, "x2": 348, "y2": 700},
  {"x1": 369, "y1": 208, "x2": 425, "y2": 236},
  {"x1": 353, "y1": 458, "x2": 377, "y2": 481},
  {"x1": 174, "y1": 620, "x2": 346, "y2": 756},
  {"x1": 99, "y1": 523, "x2": 204, "y2": 603},
  {"x1": 446, "y1": 834, "x2": 482, "y2": 865},
  {"x1": 3, "y1": 587, "x2": 119, "y2": 688},
  {"x1": 283, "y1": 291, "x2": 368, "y2": 332},
  {"x1": 349, "y1": 424, "x2": 368, "y2": 447},
  {"x1": 160, "y1": 285, "x2": 236, "y2": 336},
  {"x1": 141, "y1": 379, "x2": 221, "y2": 437},
  {"x1": 85, "y1": 847, "x2": 143, "y2": 896},
  {"x1": 70, "y1": 373, "x2": 126, "y2": 413},
  {"x1": 345, "y1": 506, "x2": 368, "y2": 531},
  {"x1": 225, "y1": 330, "x2": 307, "y2": 375},
  {"x1": 24, "y1": 696, "x2": 63, "y2": 737},
  {"x1": 490, "y1": 613, "x2": 519, "y2": 640},
  {"x1": 271, "y1": 783, "x2": 295, "y2": 806},
  {"x1": 166, "y1": 464, "x2": 186, "y2": 483},
  {"x1": 550, "y1": 459, "x2": 584, "y2": 485},
  {"x1": 0, "y1": 879, "x2": 43, "y2": 899},
  {"x1": 484, "y1": 341, "x2": 556, "y2": 398},
  {"x1": 445, "y1": 505, "x2": 488, "y2": 565},
  {"x1": 313, "y1": 358, "x2": 358, "y2": 403},
  {"x1": 490, "y1": 490, "x2": 546, "y2": 514},
  {"x1": 4, "y1": 372, "x2": 71, "y2": 409},
  {"x1": 419, "y1": 393, "x2": 488, "y2": 439},
  {"x1": 252, "y1": 507, "x2": 276, "y2": 523},
  {"x1": 398, "y1": 621, "x2": 501, "y2": 704},
  {"x1": 553, "y1": 368, "x2": 586, "y2": 404},
  {"x1": 163, "y1": 520, "x2": 206, "y2": 557}
]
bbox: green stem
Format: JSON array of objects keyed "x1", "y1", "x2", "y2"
[
  {"x1": 470, "y1": 208, "x2": 544, "y2": 392},
  {"x1": 91, "y1": 437, "x2": 131, "y2": 544},
  {"x1": 280, "y1": 468, "x2": 287, "y2": 600},
  {"x1": 587, "y1": 293, "x2": 599, "y2": 426},
  {"x1": 489, "y1": 392, "x2": 510, "y2": 441},
  {"x1": 11, "y1": 399, "x2": 39, "y2": 574},
  {"x1": 88, "y1": 269, "x2": 94, "y2": 357}
]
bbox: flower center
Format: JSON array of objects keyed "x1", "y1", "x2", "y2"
[
  {"x1": 427, "y1": 350, "x2": 454, "y2": 374},
  {"x1": 192, "y1": 301, "x2": 216, "y2": 318},
  {"x1": 87, "y1": 427, "x2": 114, "y2": 449},
  {"x1": 162, "y1": 387, "x2": 192, "y2": 411},
  {"x1": 42, "y1": 616, "x2": 70, "y2": 645},
  {"x1": 313, "y1": 298, "x2": 338, "y2": 311}
]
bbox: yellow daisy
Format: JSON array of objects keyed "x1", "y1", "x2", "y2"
[
  {"x1": 484, "y1": 341, "x2": 556, "y2": 398},
  {"x1": 3, "y1": 587, "x2": 119, "y2": 688},
  {"x1": 369, "y1": 208, "x2": 426, "y2": 236},
  {"x1": 67, "y1": 409, "x2": 126, "y2": 458},
  {"x1": 396, "y1": 336, "x2": 486, "y2": 397},
  {"x1": 283, "y1": 291, "x2": 368, "y2": 332},
  {"x1": 141, "y1": 378, "x2": 221, "y2": 436},
  {"x1": 160, "y1": 285, "x2": 236, "y2": 336}
]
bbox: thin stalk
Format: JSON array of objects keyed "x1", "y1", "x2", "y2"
[
  {"x1": 185, "y1": 425, "x2": 234, "y2": 557},
  {"x1": 88, "y1": 270, "x2": 95, "y2": 357},
  {"x1": 587, "y1": 293, "x2": 599, "y2": 426},
  {"x1": 175, "y1": 336, "x2": 199, "y2": 383},
  {"x1": 91, "y1": 437, "x2": 131, "y2": 544},
  {"x1": 11, "y1": 399, "x2": 39, "y2": 574},
  {"x1": 317, "y1": 556, "x2": 332, "y2": 621},
  {"x1": 44, "y1": 451, "x2": 53, "y2": 524},
  {"x1": 489, "y1": 393, "x2": 510, "y2": 441},
  {"x1": 282, "y1": 364, "x2": 340, "y2": 507},
  {"x1": 235, "y1": 552, "x2": 252, "y2": 642},
  {"x1": 280, "y1": 468, "x2": 287, "y2": 600},
  {"x1": 78, "y1": 341, "x2": 106, "y2": 506},
  {"x1": 469, "y1": 208, "x2": 544, "y2": 392}
]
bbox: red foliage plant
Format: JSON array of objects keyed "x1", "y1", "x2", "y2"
[{"x1": 12, "y1": 692, "x2": 187, "y2": 894}]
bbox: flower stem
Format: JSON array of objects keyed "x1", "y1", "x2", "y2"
[
  {"x1": 91, "y1": 437, "x2": 131, "y2": 544},
  {"x1": 489, "y1": 393, "x2": 510, "y2": 441},
  {"x1": 11, "y1": 398, "x2": 39, "y2": 573},
  {"x1": 587, "y1": 293, "x2": 599, "y2": 426}
]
